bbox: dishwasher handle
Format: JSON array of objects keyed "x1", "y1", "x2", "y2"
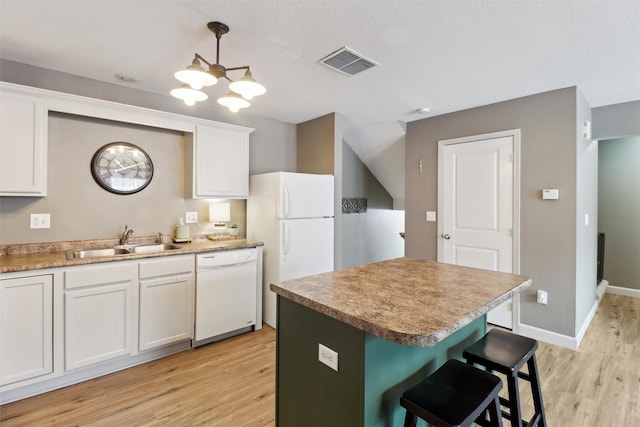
[{"x1": 198, "y1": 259, "x2": 256, "y2": 270}]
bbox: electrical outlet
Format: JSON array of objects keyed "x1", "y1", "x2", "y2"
[
  {"x1": 30, "y1": 213, "x2": 51, "y2": 229},
  {"x1": 537, "y1": 290, "x2": 548, "y2": 305},
  {"x1": 185, "y1": 211, "x2": 198, "y2": 223},
  {"x1": 318, "y1": 343, "x2": 338, "y2": 371}
]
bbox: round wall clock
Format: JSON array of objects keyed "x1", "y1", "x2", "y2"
[{"x1": 91, "y1": 142, "x2": 154, "y2": 194}]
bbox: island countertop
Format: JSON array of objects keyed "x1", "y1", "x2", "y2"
[{"x1": 270, "y1": 257, "x2": 531, "y2": 346}]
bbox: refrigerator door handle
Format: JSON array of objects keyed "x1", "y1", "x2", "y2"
[
  {"x1": 282, "y1": 221, "x2": 289, "y2": 256},
  {"x1": 282, "y1": 183, "x2": 290, "y2": 218}
]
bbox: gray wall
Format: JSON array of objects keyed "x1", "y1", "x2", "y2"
[
  {"x1": 575, "y1": 90, "x2": 598, "y2": 331},
  {"x1": 0, "y1": 60, "x2": 297, "y2": 244},
  {"x1": 341, "y1": 141, "x2": 404, "y2": 269},
  {"x1": 297, "y1": 114, "x2": 335, "y2": 174},
  {"x1": 342, "y1": 141, "x2": 393, "y2": 210},
  {"x1": 405, "y1": 87, "x2": 592, "y2": 337},
  {"x1": 598, "y1": 137, "x2": 640, "y2": 290},
  {"x1": 592, "y1": 101, "x2": 640, "y2": 140}
]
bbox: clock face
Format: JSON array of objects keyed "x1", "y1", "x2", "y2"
[{"x1": 91, "y1": 142, "x2": 154, "y2": 194}]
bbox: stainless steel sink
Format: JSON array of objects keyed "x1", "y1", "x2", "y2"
[
  {"x1": 66, "y1": 244, "x2": 182, "y2": 260},
  {"x1": 132, "y1": 243, "x2": 182, "y2": 254},
  {"x1": 66, "y1": 247, "x2": 132, "y2": 259}
]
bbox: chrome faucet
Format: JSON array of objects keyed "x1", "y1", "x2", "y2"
[
  {"x1": 157, "y1": 231, "x2": 163, "y2": 244},
  {"x1": 120, "y1": 225, "x2": 135, "y2": 245}
]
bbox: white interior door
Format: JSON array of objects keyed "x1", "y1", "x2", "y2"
[{"x1": 438, "y1": 130, "x2": 520, "y2": 329}]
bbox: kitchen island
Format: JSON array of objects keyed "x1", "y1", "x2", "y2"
[{"x1": 270, "y1": 257, "x2": 531, "y2": 427}]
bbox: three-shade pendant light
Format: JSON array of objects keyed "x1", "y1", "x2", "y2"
[{"x1": 171, "y1": 21, "x2": 266, "y2": 112}]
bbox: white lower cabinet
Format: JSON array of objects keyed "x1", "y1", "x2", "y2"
[
  {"x1": 0, "y1": 275, "x2": 53, "y2": 386},
  {"x1": 138, "y1": 255, "x2": 194, "y2": 351},
  {"x1": 64, "y1": 262, "x2": 136, "y2": 371},
  {"x1": 1, "y1": 249, "x2": 257, "y2": 403}
]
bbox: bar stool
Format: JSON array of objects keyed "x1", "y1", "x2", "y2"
[
  {"x1": 463, "y1": 329, "x2": 547, "y2": 427},
  {"x1": 400, "y1": 359, "x2": 504, "y2": 427}
]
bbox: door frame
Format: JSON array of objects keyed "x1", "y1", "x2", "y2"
[{"x1": 437, "y1": 129, "x2": 522, "y2": 329}]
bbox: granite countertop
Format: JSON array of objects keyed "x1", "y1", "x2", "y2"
[
  {"x1": 0, "y1": 237, "x2": 263, "y2": 274},
  {"x1": 270, "y1": 257, "x2": 531, "y2": 347}
]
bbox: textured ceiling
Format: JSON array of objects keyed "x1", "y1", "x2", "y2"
[{"x1": 1, "y1": 0, "x2": 639, "y2": 203}]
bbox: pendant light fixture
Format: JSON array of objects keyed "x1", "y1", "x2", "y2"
[{"x1": 171, "y1": 21, "x2": 266, "y2": 112}]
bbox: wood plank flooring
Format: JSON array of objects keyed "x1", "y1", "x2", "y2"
[
  {"x1": 0, "y1": 328, "x2": 276, "y2": 426},
  {"x1": 1, "y1": 293, "x2": 638, "y2": 426}
]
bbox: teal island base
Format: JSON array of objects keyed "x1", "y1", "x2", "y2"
[{"x1": 276, "y1": 296, "x2": 487, "y2": 427}]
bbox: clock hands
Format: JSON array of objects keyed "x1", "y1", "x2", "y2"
[
  {"x1": 113, "y1": 159, "x2": 126, "y2": 169},
  {"x1": 115, "y1": 162, "x2": 146, "y2": 173}
]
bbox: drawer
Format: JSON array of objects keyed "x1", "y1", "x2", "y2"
[
  {"x1": 139, "y1": 254, "x2": 194, "y2": 279},
  {"x1": 65, "y1": 262, "x2": 137, "y2": 289}
]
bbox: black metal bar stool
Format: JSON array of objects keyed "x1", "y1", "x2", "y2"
[
  {"x1": 400, "y1": 359, "x2": 504, "y2": 427},
  {"x1": 463, "y1": 329, "x2": 547, "y2": 427}
]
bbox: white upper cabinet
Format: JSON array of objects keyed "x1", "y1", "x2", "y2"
[
  {"x1": 0, "y1": 82, "x2": 254, "y2": 199},
  {"x1": 186, "y1": 124, "x2": 253, "y2": 199},
  {"x1": 0, "y1": 89, "x2": 47, "y2": 196}
]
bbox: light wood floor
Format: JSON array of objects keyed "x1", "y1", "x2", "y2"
[{"x1": 1, "y1": 293, "x2": 638, "y2": 426}]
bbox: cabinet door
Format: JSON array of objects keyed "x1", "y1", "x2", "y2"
[
  {"x1": 193, "y1": 124, "x2": 249, "y2": 198},
  {"x1": 0, "y1": 275, "x2": 53, "y2": 386},
  {"x1": 65, "y1": 282, "x2": 133, "y2": 370},
  {"x1": 0, "y1": 90, "x2": 47, "y2": 196},
  {"x1": 139, "y1": 274, "x2": 194, "y2": 351}
]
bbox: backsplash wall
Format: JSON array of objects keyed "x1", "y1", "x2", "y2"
[{"x1": 0, "y1": 112, "x2": 246, "y2": 244}]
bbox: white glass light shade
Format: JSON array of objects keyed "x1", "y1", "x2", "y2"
[
  {"x1": 170, "y1": 84, "x2": 208, "y2": 106},
  {"x1": 217, "y1": 92, "x2": 251, "y2": 113},
  {"x1": 174, "y1": 58, "x2": 217, "y2": 90},
  {"x1": 229, "y1": 71, "x2": 266, "y2": 100},
  {"x1": 209, "y1": 202, "x2": 231, "y2": 223}
]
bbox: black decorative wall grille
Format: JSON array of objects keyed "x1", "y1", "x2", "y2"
[{"x1": 342, "y1": 198, "x2": 367, "y2": 214}]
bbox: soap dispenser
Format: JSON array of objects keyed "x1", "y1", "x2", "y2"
[{"x1": 175, "y1": 218, "x2": 190, "y2": 242}]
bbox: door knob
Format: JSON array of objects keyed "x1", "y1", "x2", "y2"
[{"x1": 442, "y1": 233, "x2": 451, "y2": 240}]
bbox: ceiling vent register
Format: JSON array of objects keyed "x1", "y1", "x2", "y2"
[{"x1": 319, "y1": 47, "x2": 378, "y2": 76}]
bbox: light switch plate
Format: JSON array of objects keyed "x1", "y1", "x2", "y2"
[
  {"x1": 185, "y1": 211, "x2": 198, "y2": 223},
  {"x1": 426, "y1": 211, "x2": 436, "y2": 222},
  {"x1": 318, "y1": 343, "x2": 338, "y2": 371},
  {"x1": 542, "y1": 189, "x2": 559, "y2": 200}
]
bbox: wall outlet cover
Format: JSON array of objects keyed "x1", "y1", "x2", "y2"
[
  {"x1": 537, "y1": 290, "x2": 548, "y2": 305},
  {"x1": 185, "y1": 211, "x2": 198, "y2": 223},
  {"x1": 318, "y1": 343, "x2": 338, "y2": 371},
  {"x1": 30, "y1": 213, "x2": 51, "y2": 229}
]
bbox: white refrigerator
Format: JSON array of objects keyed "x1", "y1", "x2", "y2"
[{"x1": 247, "y1": 172, "x2": 334, "y2": 328}]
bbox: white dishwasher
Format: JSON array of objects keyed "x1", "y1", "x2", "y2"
[{"x1": 194, "y1": 248, "x2": 258, "y2": 346}]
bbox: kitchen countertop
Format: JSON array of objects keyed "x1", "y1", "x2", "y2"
[
  {"x1": 270, "y1": 257, "x2": 531, "y2": 346},
  {"x1": 0, "y1": 237, "x2": 263, "y2": 274}
]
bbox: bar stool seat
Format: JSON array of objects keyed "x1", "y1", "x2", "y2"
[
  {"x1": 463, "y1": 329, "x2": 547, "y2": 427},
  {"x1": 400, "y1": 359, "x2": 504, "y2": 427}
]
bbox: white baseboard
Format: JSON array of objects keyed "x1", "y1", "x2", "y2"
[
  {"x1": 518, "y1": 294, "x2": 602, "y2": 350},
  {"x1": 518, "y1": 323, "x2": 579, "y2": 350},
  {"x1": 596, "y1": 279, "x2": 608, "y2": 300},
  {"x1": 606, "y1": 285, "x2": 640, "y2": 298},
  {"x1": 575, "y1": 296, "x2": 601, "y2": 348}
]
